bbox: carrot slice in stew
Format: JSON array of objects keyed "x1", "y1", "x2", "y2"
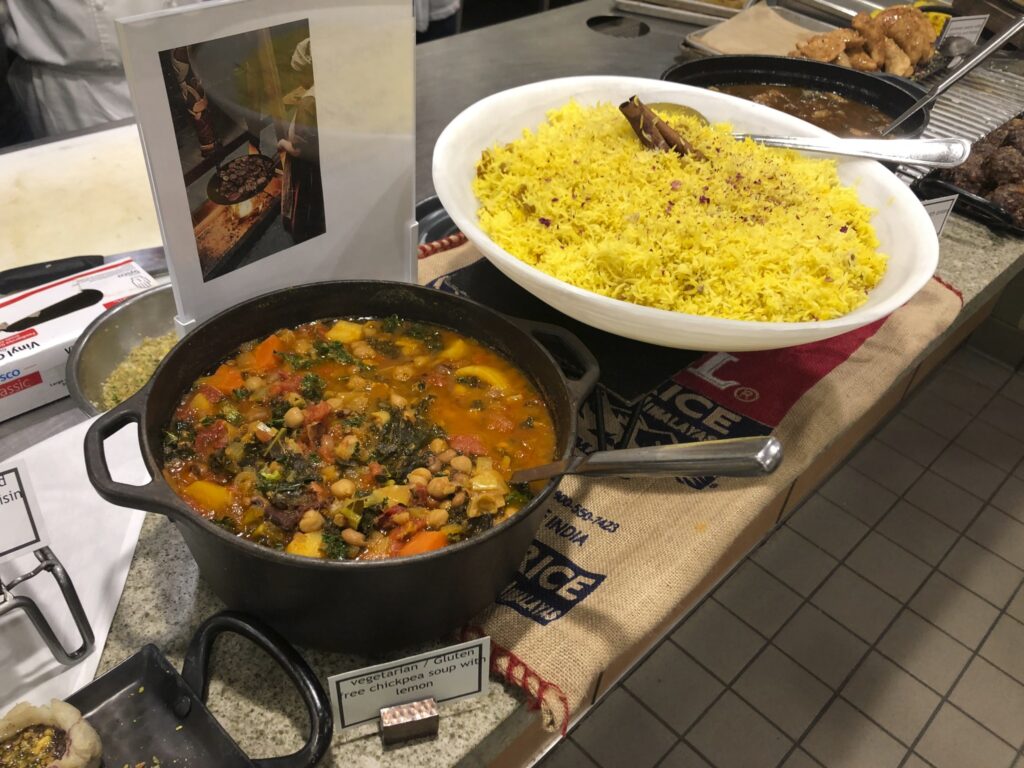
[
  {"x1": 397, "y1": 530, "x2": 449, "y2": 557},
  {"x1": 206, "y1": 364, "x2": 244, "y2": 394},
  {"x1": 252, "y1": 335, "x2": 284, "y2": 372}
]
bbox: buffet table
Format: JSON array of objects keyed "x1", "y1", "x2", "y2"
[{"x1": 3, "y1": 2, "x2": 1024, "y2": 766}]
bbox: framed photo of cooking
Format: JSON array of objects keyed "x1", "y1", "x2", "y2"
[{"x1": 116, "y1": 0, "x2": 416, "y2": 330}]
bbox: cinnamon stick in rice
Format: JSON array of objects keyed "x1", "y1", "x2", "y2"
[{"x1": 619, "y1": 95, "x2": 702, "y2": 159}]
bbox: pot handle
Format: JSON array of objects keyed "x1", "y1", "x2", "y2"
[
  {"x1": 510, "y1": 317, "x2": 600, "y2": 410},
  {"x1": 181, "y1": 611, "x2": 333, "y2": 768},
  {"x1": 83, "y1": 385, "x2": 182, "y2": 517}
]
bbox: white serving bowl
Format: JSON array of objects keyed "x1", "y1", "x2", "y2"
[{"x1": 432, "y1": 76, "x2": 939, "y2": 351}]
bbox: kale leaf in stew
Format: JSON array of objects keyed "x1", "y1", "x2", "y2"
[{"x1": 161, "y1": 317, "x2": 556, "y2": 560}]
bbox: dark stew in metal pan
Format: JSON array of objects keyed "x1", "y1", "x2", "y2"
[
  {"x1": 711, "y1": 84, "x2": 892, "y2": 137},
  {"x1": 161, "y1": 317, "x2": 556, "y2": 560}
]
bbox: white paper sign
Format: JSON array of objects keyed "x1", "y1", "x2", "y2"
[
  {"x1": 923, "y1": 194, "x2": 958, "y2": 237},
  {"x1": 0, "y1": 462, "x2": 48, "y2": 565},
  {"x1": 329, "y1": 636, "x2": 490, "y2": 729},
  {"x1": 117, "y1": 0, "x2": 417, "y2": 331},
  {"x1": 0, "y1": 420, "x2": 146, "y2": 712},
  {"x1": 938, "y1": 14, "x2": 989, "y2": 46}
]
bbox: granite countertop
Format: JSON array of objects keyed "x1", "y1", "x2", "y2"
[
  {"x1": 92, "y1": 210, "x2": 1024, "y2": 768},
  {"x1": 3, "y1": 2, "x2": 1024, "y2": 766}
]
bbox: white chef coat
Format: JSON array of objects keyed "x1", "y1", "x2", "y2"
[
  {"x1": 1, "y1": 0, "x2": 186, "y2": 137},
  {"x1": 413, "y1": 0, "x2": 460, "y2": 33}
]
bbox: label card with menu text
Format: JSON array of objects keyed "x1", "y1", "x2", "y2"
[
  {"x1": 938, "y1": 14, "x2": 989, "y2": 46},
  {"x1": 922, "y1": 194, "x2": 958, "y2": 237},
  {"x1": 328, "y1": 636, "x2": 491, "y2": 730},
  {"x1": 0, "y1": 462, "x2": 49, "y2": 565}
]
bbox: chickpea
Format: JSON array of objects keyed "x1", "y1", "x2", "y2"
[
  {"x1": 371, "y1": 410, "x2": 391, "y2": 426},
  {"x1": 341, "y1": 528, "x2": 366, "y2": 547},
  {"x1": 427, "y1": 477, "x2": 456, "y2": 499},
  {"x1": 451, "y1": 471, "x2": 471, "y2": 486},
  {"x1": 391, "y1": 511, "x2": 411, "y2": 525},
  {"x1": 285, "y1": 392, "x2": 306, "y2": 408},
  {"x1": 427, "y1": 508, "x2": 449, "y2": 529},
  {"x1": 327, "y1": 397, "x2": 345, "y2": 411},
  {"x1": 352, "y1": 342, "x2": 375, "y2": 359},
  {"x1": 450, "y1": 455, "x2": 473, "y2": 473},
  {"x1": 348, "y1": 375, "x2": 367, "y2": 391},
  {"x1": 438, "y1": 448, "x2": 457, "y2": 465},
  {"x1": 429, "y1": 437, "x2": 448, "y2": 454},
  {"x1": 284, "y1": 406, "x2": 304, "y2": 428},
  {"x1": 390, "y1": 393, "x2": 408, "y2": 409},
  {"x1": 298, "y1": 509, "x2": 324, "y2": 533},
  {"x1": 451, "y1": 491, "x2": 467, "y2": 508},
  {"x1": 321, "y1": 465, "x2": 340, "y2": 484},
  {"x1": 244, "y1": 375, "x2": 264, "y2": 391},
  {"x1": 407, "y1": 468, "x2": 432, "y2": 486},
  {"x1": 393, "y1": 365, "x2": 414, "y2": 382},
  {"x1": 335, "y1": 435, "x2": 359, "y2": 461},
  {"x1": 331, "y1": 478, "x2": 356, "y2": 498}
]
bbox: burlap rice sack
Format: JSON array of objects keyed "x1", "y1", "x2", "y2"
[{"x1": 419, "y1": 242, "x2": 961, "y2": 733}]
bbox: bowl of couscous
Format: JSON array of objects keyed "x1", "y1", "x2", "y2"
[
  {"x1": 67, "y1": 284, "x2": 179, "y2": 415},
  {"x1": 432, "y1": 75, "x2": 939, "y2": 351}
]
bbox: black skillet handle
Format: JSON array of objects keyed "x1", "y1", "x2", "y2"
[
  {"x1": 82, "y1": 385, "x2": 184, "y2": 517},
  {"x1": 511, "y1": 317, "x2": 600, "y2": 410},
  {"x1": 180, "y1": 611, "x2": 332, "y2": 768}
]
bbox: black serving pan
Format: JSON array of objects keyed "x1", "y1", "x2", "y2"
[
  {"x1": 661, "y1": 55, "x2": 931, "y2": 137},
  {"x1": 913, "y1": 175, "x2": 1024, "y2": 237},
  {"x1": 83, "y1": 281, "x2": 598, "y2": 652},
  {"x1": 66, "y1": 611, "x2": 332, "y2": 768}
]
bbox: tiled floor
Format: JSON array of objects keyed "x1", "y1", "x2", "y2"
[{"x1": 540, "y1": 345, "x2": 1024, "y2": 768}]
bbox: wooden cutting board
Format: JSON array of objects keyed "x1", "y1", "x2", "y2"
[{"x1": 0, "y1": 125, "x2": 162, "y2": 272}]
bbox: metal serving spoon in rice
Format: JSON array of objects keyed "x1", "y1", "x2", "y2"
[{"x1": 628, "y1": 96, "x2": 969, "y2": 168}]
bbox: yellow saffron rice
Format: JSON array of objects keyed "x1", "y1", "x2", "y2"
[{"x1": 473, "y1": 101, "x2": 887, "y2": 323}]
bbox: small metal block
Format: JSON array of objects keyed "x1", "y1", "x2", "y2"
[{"x1": 379, "y1": 697, "x2": 439, "y2": 745}]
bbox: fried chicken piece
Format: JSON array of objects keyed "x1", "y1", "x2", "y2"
[
  {"x1": 983, "y1": 146, "x2": 1024, "y2": 188},
  {"x1": 847, "y1": 50, "x2": 878, "y2": 71},
  {"x1": 792, "y1": 28, "x2": 863, "y2": 62},
  {"x1": 884, "y1": 12, "x2": 936, "y2": 66},
  {"x1": 852, "y1": 12, "x2": 888, "y2": 66},
  {"x1": 882, "y1": 36, "x2": 914, "y2": 77},
  {"x1": 1001, "y1": 119, "x2": 1024, "y2": 153},
  {"x1": 945, "y1": 154, "x2": 989, "y2": 193},
  {"x1": 989, "y1": 183, "x2": 1024, "y2": 225}
]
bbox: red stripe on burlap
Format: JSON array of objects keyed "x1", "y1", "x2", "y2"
[
  {"x1": 418, "y1": 232, "x2": 467, "y2": 259},
  {"x1": 932, "y1": 274, "x2": 964, "y2": 303},
  {"x1": 675, "y1": 275, "x2": 963, "y2": 427},
  {"x1": 460, "y1": 626, "x2": 571, "y2": 735},
  {"x1": 675, "y1": 317, "x2": 887, "y2": 427}
]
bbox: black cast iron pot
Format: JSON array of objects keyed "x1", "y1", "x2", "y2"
[
  {"x1": 661, "y1": 55, "x2": 931, "y2": 138},
  {"x1": 84, "y1": 281, "x2": 598, "y2": 652}
]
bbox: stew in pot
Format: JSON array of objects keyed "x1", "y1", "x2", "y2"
[
  {"x1": 161, "y1": 317, "x2": 556, "y2": 560},
  {"x1": 710, "y1": 84, "x2": 892, "y2": 137}
]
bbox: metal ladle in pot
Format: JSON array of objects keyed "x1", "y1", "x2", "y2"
[
  {"x1": 510, "y1": 435, "x2": 783, "y2": 483},
  {"x1": 646, "y1": 102, "x2": 970, "y2": 168}
]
